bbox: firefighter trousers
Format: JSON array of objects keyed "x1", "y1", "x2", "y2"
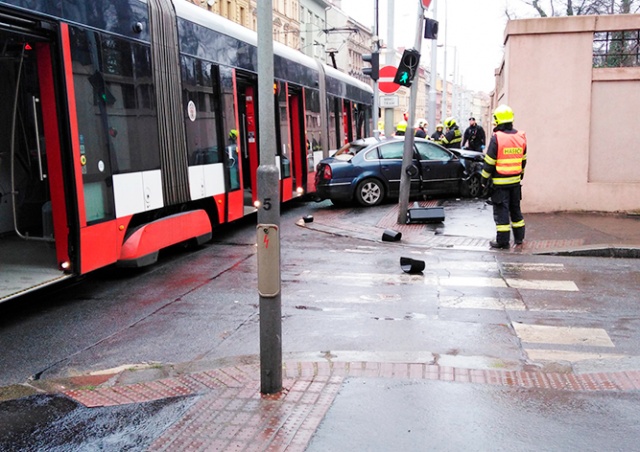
[{"x1": 491, "y1": 184, "x2": 525, "y2": 245}]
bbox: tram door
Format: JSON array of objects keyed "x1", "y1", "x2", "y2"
[
  {"x1": 288, "y1": 87, "x2": 307, "y2": 194},
  {"x1": 343, "y1": 100, "x2": 353, "y2": 144},
  {"x1": 0, "y1": 24, "x2": 72, "y2": 301},
  {"x1": 236, "y1": 79, "x2": 260, "y2": 212}
]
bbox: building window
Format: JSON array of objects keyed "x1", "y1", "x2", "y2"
[{"x1": 593, "y1": 30, "x2": 640, "y2": 68}]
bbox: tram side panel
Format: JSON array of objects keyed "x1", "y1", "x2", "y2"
[
  {"x1": 11, "y1": 1, "x2": 372, "y2": 276},
  {"x1": 64, "y1": 24, "x2": 217, "y2": 271},
  {"x1": 64, "y1": 24, "x2": 155, "y2": 272},
  {"x1": 0, "y1": 0, "x2": 372, "y2": 295}
]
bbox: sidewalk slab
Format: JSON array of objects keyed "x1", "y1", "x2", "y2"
[
  {"x1": 307, "y1": 378, "x2": 640, "y2": 451},
  {"x1": 300, "y1": 199, "x2": 640, "y2": 256},
  {"x1": 57, "y1": 360, "x2": 640, "y2": 451}
]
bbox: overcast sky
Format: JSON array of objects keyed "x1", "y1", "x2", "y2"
[{"x1": 339, "y1": 0, "x2": 535, "y2": 93}]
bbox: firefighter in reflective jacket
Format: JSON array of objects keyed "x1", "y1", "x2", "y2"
[
  {"x1": 481, "y1": 105, "x2": 527, "y2": 249},
  {"x1": 441, "y1": 117, "x2": 462, "y2": 149}
]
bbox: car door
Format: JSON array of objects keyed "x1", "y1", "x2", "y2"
[
  {"x1": 376, "y1": 141, "x2": 420, "y2": 198},
  {"x1": 414, "y1": 141, "x2": 464, "y2": 195}
]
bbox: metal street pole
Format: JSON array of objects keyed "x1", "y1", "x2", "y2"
[
  {"x1": 397, "y1": 1, "x2": 426, "y2": 225},
  {"x1": 451, "y1": 46, "x2": 457, "y2": 121},
  {"x1": 372, "y1": 0, "x2": 380, "y2": 139},
  {"x1": 256, "y1": 0, "x2": 282, "y2": 395},
  {"x1": 384, "y1": 0, "x2": 395, "y2": 138},
  {"x1": 441, "y1": 0, "x2": 448, "y2": 121},
  {"x1": 427, "y1": 0, "x2": 438, "y2": 135}
]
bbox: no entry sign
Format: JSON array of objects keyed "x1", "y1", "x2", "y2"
[{"x1": 379, "y1": 65, "x2": 400, "y2": 94}]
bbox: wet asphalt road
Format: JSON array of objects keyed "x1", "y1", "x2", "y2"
[
  {"x1": 1, "y1": 198, "x2": 640, "y2": 448},
  {"x1": 1, "y1": 198, "x2": 640, "y2": 384}
]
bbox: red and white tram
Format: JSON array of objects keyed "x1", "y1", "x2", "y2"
[{"x1": 0, "y1": 0, "x2": 373, "y2": 302}]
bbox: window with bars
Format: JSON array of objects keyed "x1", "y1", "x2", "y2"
[{"x1": 593, "y1": 30, "x2": 640, "y2": 68}]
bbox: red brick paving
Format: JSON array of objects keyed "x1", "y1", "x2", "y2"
[
  {"x1": 305, "y1": 202, "x2": 587, "y2": 253},
  {"x1": 62, "y1": 361, "x2": 640, "y2": 451}
]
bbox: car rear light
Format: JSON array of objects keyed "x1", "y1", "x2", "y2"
[{"x1": 321, "y1": 165, "x2": 332, "y2": 180}]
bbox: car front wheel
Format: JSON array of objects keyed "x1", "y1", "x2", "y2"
[
  {"x1": 355, "y1": 178, "x2": 385, "y2": 206},
  {"x1": 461, "y1": 174, "x2": 482, "y2": 198}
]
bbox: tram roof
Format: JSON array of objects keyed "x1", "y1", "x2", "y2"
[
  {"x1": 324, "y1": 64, "x2": 373, "y2": 95},
  {"x1": 174, "y1": 0, "x2": 372, "y2": 95},
  {"x1": 175, "y1": 1, "x2": 316, "y2": 71}
]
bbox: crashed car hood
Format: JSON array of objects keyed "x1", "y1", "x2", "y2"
[{"x1": 452, "y1": 149, "x2": 484, "y2": 161}]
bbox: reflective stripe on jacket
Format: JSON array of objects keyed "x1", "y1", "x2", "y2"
[
  {"x1": 441, "y1": 127, "x2": 462, "y2": 149},
  {"x1": 495, "y1": 131, "x2": 526, "y2": 176}
]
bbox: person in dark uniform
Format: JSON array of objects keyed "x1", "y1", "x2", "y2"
[
  {"x1": 481, "y1": 105, "x2": 527, "y2": 249},
  {"x1": 462, "y1": 117, "x2": 486, "y2": 151}
]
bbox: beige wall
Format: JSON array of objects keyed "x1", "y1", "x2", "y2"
[{"x1": 498, "y1": 15, "x2": 640, "y2": 213}]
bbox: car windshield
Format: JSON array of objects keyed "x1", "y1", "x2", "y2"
[{"x1": 333, "y1": 142, "x2": 369, "y2": 160}]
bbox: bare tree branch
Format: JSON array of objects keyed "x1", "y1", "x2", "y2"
[{"x1": 520, "y1": 0, "x2": 639, "y2": 16}]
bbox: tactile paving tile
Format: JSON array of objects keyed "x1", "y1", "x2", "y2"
[{"x1": 63, "y1": 363, "x2": 640, "y2": 451}]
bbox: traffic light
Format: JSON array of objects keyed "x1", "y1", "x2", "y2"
[
  {"x1": 424, "y1": 18, "x2": 439, "y2": 40},
  {"x1": 362, "y1": 52, "x2": 379, "y2": 81},
  {"x1": 393, "y1": 48, "x2": 421, "y2": 87}
]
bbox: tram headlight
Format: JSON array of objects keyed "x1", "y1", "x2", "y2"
[
  {"x1": 296, "y1": 187, "x2": 304, "y2": 196},
  {"x1": 60, "y1": 261, "x2": 72, "y2": 272}
]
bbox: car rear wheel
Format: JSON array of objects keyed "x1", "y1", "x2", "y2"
[
  {"x1": 355, "y1": 178, "x2": 385, "y2": 206},
  {"x1": 461, "y1": 174, "x2": 482, "y2": 198}
]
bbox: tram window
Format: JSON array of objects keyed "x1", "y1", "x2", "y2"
[
  {"x1": 353, "y1": 103, "x2": 367, "y2": 139},
  {"x1": 106, "y1": 42, "x2": 160, "y2": 173},
  {"x1": 327, "y1": 95, "x2": 336, "y2": 151},
  {"x1": 276, "y1": 82, "x2": 290, "y2": 178},
  {"x1": 138, "y1": 84, "x2": 154, "y2": 110},
  {"x1": 328, "y1": 95, "x2": 343, "y2": 150},
  {"x1": 71, "y1": 27, "x2": 160, "y2": 174},
  {"x1": 134, "y1": 45, "x2": 155, "y2": 111},
  {"x1": 84, "y1": 183, "x2": 109, "y2": 223},
  {"x1": 304, "y1": 88, "x2": 322, "y2": 171},
  {"x1": 219, "y1": 67, "x2": 240, "y2": 190},
  {"x1": 181, "y1": 56, "x2": 220, "y2": 166},
  {"x1": 70, "y1": 26, "x2": 163, "y2": 223},
  {"x1": 122, "y1": 84, "x2": 136, "y2": 109},
  {"x1": 102, "y1": 36, "x2": 133, "y2": 78}
]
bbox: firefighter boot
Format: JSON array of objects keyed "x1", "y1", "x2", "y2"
[
  {"x1": 490, "y1": 231, "x2": 511, "y2": 249},
  {"x1": 513, "y1": 225, "x2": 525, "y2": 246}
]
